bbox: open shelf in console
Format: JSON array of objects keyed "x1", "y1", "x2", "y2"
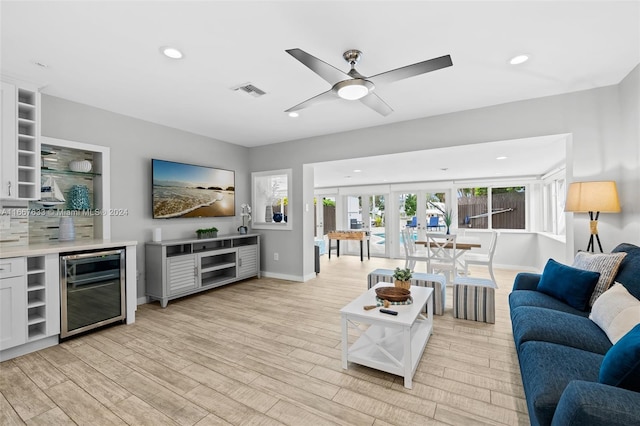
[
  {"x1": 201, "y1": 268, "x2": 236, "y2": 287},
  {"x1": 193, "y1": 239, "x2": 232, "y2": 253},
  {"x1": 166, "y1": 244, "x2": 192, "y2": 257},
  {"x1": 233, "y1": 236, "x2": 259, "y2": 247},
  {"x1": 200, "y1": 251, "x2": 236, "y2": 272}
]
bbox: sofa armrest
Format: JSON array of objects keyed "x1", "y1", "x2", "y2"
[
  {"x1": 512, "y1": 272, "x2": 542, "y2": 291},
  {"x1": 551, "y1": 380, "x2": 640, "y2": 426}
]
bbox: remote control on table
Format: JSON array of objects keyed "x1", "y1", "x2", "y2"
[{"x1": 380, "y1": 309, "x2": 398, "y2": 316}]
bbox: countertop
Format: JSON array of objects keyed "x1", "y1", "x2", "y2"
[{"x1": 0, "y1": 239, "x2": 138, "y2": 258}]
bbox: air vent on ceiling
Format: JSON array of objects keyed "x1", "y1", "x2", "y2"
[{"x1": 231, "y1": 82, "x2": 267, "y2": 97}]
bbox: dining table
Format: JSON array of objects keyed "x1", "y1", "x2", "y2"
[{"x1": 414, "y1": 234, "x2": 482, "y2": 270}]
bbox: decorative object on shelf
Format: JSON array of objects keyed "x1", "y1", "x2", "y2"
[
  {"x1": 196, "y1": 227, "x2": 218, "y2": 239},
  {"x1": 69, "y1": 159, "x2": 92, "y2": 173},
  {"x1": 152, "y1": 227, "x2": 162, "y2": 242},
  {"x1": 67, "y1": 185, "x2": 91, "y2": 210},
  {"x1": 238, "y1": 203, "x2": 251, "y2": 234},
  {"x1": 273, "y1": 212, "x2": 283, "y2": 222},
  {"x1": 38, "y1": 176, "x2": 65, "y2": 207},
  {"x1": 393, "y1": 267, "x2": 412, "y2": 290},
  {"x1": 265, "y1": 205, "x2": 273, "y2": 222},
  {"x1": 58, "y1": 216, "x2": 75, "y2": 241},
  {"x1": 565, "y1": 181, "x2": 621, "y2": 253}
]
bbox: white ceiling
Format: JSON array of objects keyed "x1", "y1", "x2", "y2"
[
  {"x1": 1, "y1": 1, "x2": 637, "y2": 185},
  {"x1": 312, "y1": 134, "x2": 567, "y2": 188}
]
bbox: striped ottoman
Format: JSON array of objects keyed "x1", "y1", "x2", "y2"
[
  {"x1": 452, "y1": 276, "x2": 497, "y2": 323},
  {"x1": 367, "y1": 268, "x2": 447, "y2": 315}
]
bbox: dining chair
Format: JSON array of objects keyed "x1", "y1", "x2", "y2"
[
  {"x1": 463, "y1": 230, "x2": 499, "y2": 282},
  {"x1": 427, "y1": 216, "x2": 440, "y2": 231},
  {"x1": 401, "y1": 227, "x2": 429, "y2": 272},
  {"x1": 426, "y1": 232, "x2": 458, "y2": 284}
]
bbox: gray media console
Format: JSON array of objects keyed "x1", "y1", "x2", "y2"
[{"x1": 145, "y1": 234, "x2": 260, "y2": 307}]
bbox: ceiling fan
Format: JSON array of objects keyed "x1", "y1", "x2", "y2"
[{"x1": 285, "y1": 48, "x2": 453, "y2": 116}]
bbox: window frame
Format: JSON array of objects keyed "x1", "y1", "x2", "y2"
[{"x1": 251, "y1": 169, "x2": 292, "y2": 230}]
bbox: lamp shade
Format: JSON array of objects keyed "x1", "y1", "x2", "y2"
[{"x1": 565, "y1": 181, "x2": 621, "y2": 213}]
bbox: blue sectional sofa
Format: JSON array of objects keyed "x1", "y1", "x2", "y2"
[{"x1": 509, "y1": 243, "x2": 640, "y2": 426}]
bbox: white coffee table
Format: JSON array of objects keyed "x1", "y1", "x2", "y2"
[{"x1": 340, "y1": 283, "x2": 434, "y2": 389}]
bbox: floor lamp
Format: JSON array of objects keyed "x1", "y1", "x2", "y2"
[{"x1": 565, "y1": 181, "x2": 621, "y2": 253}]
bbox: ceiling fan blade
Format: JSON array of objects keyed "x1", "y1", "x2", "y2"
[
  {"x1": 285, "y1": 89, "x2": 336, "y2": 113},
  {"x1": 359, "y1": 93, "x2": 393, "y2": 116},
  {"x1": 286, "y1": 48, "x2": 351, "y2": 86},
  {"x1": 369, "y1": 55, "x2": 453, "y2": 86}
]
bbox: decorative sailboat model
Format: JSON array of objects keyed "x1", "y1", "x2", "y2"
[{"x1": 38, "y1": 175, "x2": 65, "y2": 207}]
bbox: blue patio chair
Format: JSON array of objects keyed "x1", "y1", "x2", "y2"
[
  {"x1": 406, "y1": 216, "x2": 417, "y2": 228},
  {"x1": 427, "y1": 216, "x2": 440, "y2": 230}
]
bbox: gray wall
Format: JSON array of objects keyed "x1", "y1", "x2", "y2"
[
  {"x1": 250, "y1": 65, "x2": 640, "y2": 280},
  {"x1": 41, "y1": 95, "x2": 250, "y2": 301},
  {"x1": 40, "y1": 65, "x2": 639, "y2": 287}
]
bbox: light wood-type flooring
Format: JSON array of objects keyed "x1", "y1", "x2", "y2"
[{"x1": 1, "y1": 255, "x2": 530, "y2": 425}]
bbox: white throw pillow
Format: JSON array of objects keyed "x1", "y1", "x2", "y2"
[
  {"x1": 572, "y1": 251, "x2": 627, "y2": 306},
  {"x1": 589, "y1": 283, "x2": 640, "y2": 344}
]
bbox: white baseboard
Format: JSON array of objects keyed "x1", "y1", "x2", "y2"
[
  {"x1": 137, "y1": 296, "x2": 149, "y2": 305},
  {"x1": 260, "y1": 271, "x2": 304, "y2": 282}
]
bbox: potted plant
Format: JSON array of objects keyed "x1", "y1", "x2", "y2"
[
  {"x1": 393, "y1": 267, "x2": 412, "y2": 290},
  {"x1": 442, "y1": 209, "x2": 454, "y2": 234},
  {"x1": 196, "y1": 227, "x2": 218, "y2": 239}
]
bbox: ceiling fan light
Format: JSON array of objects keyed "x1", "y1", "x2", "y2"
[
  {"x1": 338, "y1": 84, "x2": 369, "y2": 100},
  {"x1": 334, "y1": 79, "x2": 374, "y2": 100}
]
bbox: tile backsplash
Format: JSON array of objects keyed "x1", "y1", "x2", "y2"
[{"x1": 0, "y1": 145, "x2": 97, "y2": 248}]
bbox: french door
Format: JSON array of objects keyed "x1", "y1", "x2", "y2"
[{"x1": 345, "y1": 193, "x2": 388, "y2": 257}]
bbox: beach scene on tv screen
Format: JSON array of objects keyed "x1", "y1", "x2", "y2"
[{"x1": 153, "y1": 160, "x2": 235, "y2": 218}]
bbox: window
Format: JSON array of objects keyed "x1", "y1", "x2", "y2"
[
  {"x1": 251, "y1": 169, "x2": 292, "y2": 230},
  {"x1": 542, "y1": 173, "x2": 566, "y2": 235},
  {"x1": 457, "y1": 185, "x2": 526, "y2": 230}
]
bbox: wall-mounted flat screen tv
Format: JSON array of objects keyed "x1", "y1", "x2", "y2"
[{"x1": 152, "y1": 159, "x2": 235, "y2": 219}]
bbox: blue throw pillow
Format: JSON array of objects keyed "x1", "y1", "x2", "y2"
[
  {"x1": 537, "y1": 258, "x2": 601, "y2": 311},
  {"x1": 599, "y1": 323, "x2": 640, "y2": 392}
]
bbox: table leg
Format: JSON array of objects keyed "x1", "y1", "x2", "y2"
[
  {"x1": 341, "y1": 314, "x2": 348, "y2": 369},
  {"x1": 337, "y1": 241, "x2": 340, "y2": 257},
  {"x1": 367, "y1": 239, "x2": 370, "y2": 259},
  {"x1": 360, "y1": 240, "x2": 363, "y2": 261},
  {"x1": 328, "y1": 239, "x2": 332, "y2": 259},
  {"x1": 403, "y1": 326, "x2": 412, "y2": 389}
]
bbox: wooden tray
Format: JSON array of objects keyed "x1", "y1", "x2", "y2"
[{"x1": 375, "y1": 286, "x2": 411, "y2": 302}]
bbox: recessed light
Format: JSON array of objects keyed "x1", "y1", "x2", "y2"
[
  {"x1": 33, "y1": 61, "x2": 49, "y2": 69},
  {"x1": 496, "y1": 156, "x2": 508, "y2": 160},
  {"x1": 160, "y1": 46, "x2": 183, "y2": 59},
  {"x1": 288, "y1": 112, "x2": 299, "y2": 118},
  {"x1": 509, "y1": 54, "x2": 529, "y2": 65},
  {"x1": 353, "y1": 169, "x2": 362, "y2": 173}
]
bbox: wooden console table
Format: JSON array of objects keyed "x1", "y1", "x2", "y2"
[{"x1": 327, "y1": 231, "x2": 370, "y2": 261}]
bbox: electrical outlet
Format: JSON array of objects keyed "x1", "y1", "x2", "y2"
[{"x1": 273, "y1": 252, "x2": 279, "y2": 261}]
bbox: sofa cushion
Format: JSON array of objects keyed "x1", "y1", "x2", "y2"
[
  {"x1": 509, "y1": 290, "x2": 590, "y2": 317},
  {"x1": 590, "y1": 283, "x2": 640, "y2": 344},
  {"x1": 611, "y1": 243, "x2": 640, "y2": 300},
  {"x1": 512, "y1": 306, "x2": 612, "y2": 354},
  {"x1": 599, "y1": 323, "x2": 640, "y2": 392},
  {"x1": 537, "y1": 259, "x2": 600, "y2": 311},
  {"x1": 572, "y1": 251, "x2": 627, "y2": 306},
  {"x1": 519, "y1": 341, "x2": 603, "y2": 426}
]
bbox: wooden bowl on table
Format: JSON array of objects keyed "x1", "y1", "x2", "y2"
[{"x1": 375, "y1": 286, "x2": 411, "y2": 302}]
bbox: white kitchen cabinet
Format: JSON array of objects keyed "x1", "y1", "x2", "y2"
[
  {"x1": 0, "y1": 257, "x2": 27, "y2": 350},
  {"x1": 1, "y1": 78, "x2": 40, "y2": 200}
]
